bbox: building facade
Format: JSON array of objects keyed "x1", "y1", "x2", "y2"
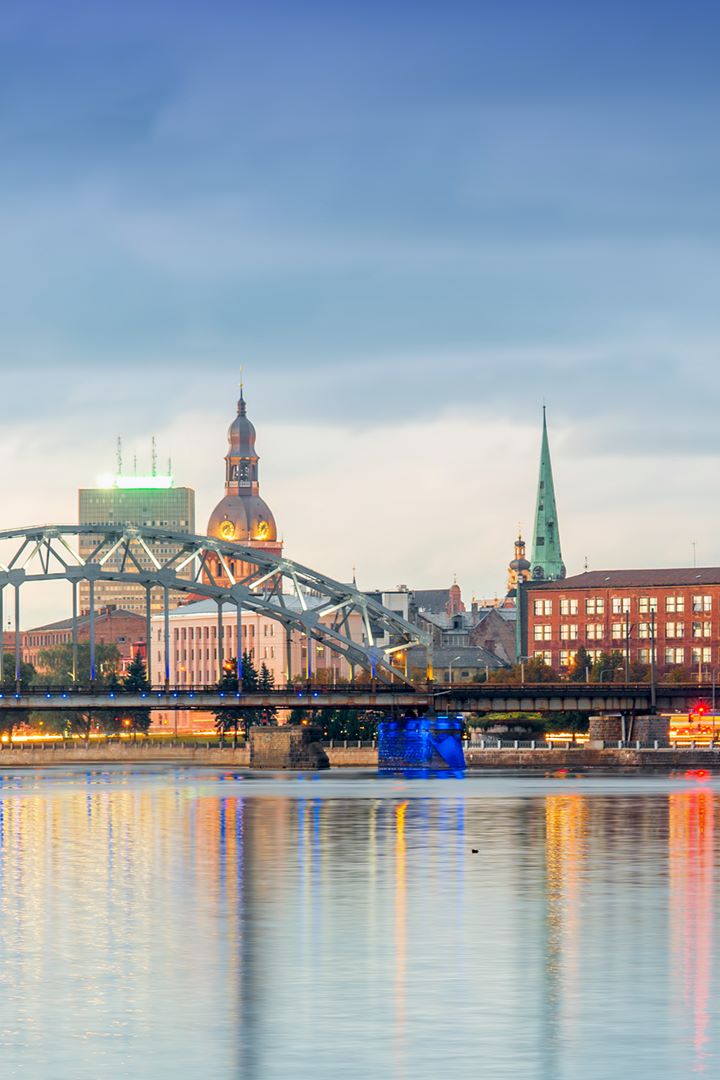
[
  {"x1": 522, "y1": 568, "x2": 720, "y2": 675},
  {"x1": 205, "y1": 385, "x2": 283, "y2": 584},
  {"x1": 25, "y1": 607, "x2": 146, "y2": 674},
  {"x1": 78, "y1": 476, "x2": 195, "y2": 615}
]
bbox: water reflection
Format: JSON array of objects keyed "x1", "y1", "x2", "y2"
[
  {"x1": 0, "y1": 769, "x2": 718, "y2": 1079},
  {"x1": 669, "y1": 786, "x2": 715, "y2": 1073}
]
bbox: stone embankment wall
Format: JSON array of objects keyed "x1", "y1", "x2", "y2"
[
  {"x1": 0, "y1": 744, "x2": 716, "y2": 770},
  {"x1": 464, "y1": 747, "x2": 718, "y2": 769},
  {"x1": 0, "y1": 745, "x2": 251, "y2": 767}
]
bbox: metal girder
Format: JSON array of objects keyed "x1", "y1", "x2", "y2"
[{"x1": 0, "y1": 525, "x2": 429, "y2": 684}]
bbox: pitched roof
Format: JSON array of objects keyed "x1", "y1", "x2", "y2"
[
  {"x1": 529, "y1": 567, "x2": 720, "y2": 590},
  {"x1": 29, "y1": 608, "x2": 144, "y2": 632},
  {"x1": 413, "y1": 588, "x2": 450, "y2": 614}
]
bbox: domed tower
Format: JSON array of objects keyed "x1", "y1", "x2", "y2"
[
  {"x1": 507, "y1": 533, "x2": 531, "y2": 597},
  {"x1": 206, "y1": 385, "x2": 282, "y2": 583}
]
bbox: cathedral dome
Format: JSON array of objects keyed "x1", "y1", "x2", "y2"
[{"x1": 208, "y1": 495, "x2": 277, "y2": 545}]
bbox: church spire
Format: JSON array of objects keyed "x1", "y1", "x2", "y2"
[{"x1": 530, "y1": 407, "x2": 566, "y2": 581}]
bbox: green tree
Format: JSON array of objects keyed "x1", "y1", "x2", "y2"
[
  {"x1": 0, "y1": 653, "x2": 36, "y2": 741},
  {"x1": 34, "y1": 643, "x2": 120, "y2": 687},
  {"x1": 213, "y1": 651, "x2": 262, "y2": 746},
  {"x1": 258, "y1": 663, "x2": 277, "y2": 725},
  {"x1": 590, "y1": 650, "x2": 625, "y2": 682},
  {"x1": 523, "y1": 657, "x2": 558, "y2": 683},
  {"x1": 116, "y1": 652, "x2": 152, "y2": 735}
]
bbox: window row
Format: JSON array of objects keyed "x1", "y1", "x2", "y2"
[
  {"x1": 534, "y1": 621, "x2": 716, "y2": 641},
  {"x1": 536, "y1": 646, "x2": 714, "y2": 667},
  {"x1": 533, "y1": 595, "x2": 716, "y2": 617}
]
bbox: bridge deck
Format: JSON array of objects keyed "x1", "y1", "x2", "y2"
[{"x1": 0, "y1": 682, "x2": 709, "y2": 711}]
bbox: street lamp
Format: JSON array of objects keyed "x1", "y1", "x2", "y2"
[{"x1": 448, "y1": 656, "x2": 462, "y2": 685}]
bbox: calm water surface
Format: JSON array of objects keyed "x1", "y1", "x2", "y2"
[{"x1": 0, "y1": 766, "x2": 717, "y2": 1079}]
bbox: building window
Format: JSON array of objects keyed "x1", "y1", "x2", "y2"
[
  {"x1": 666, "y1": 622, "x2": 685, "y2": 639},
  {"x1": 638, "y1": 597, "x2": 658, "y2": 613},
  {"x1": 693, "y1": 596, "x2": 712, "y2": 613},
  {"x1": 533, "y1": 599, "x2": 552, "y2": 616},
  {"x1": 534, "y1": 651, "x2": 552, "y2": 665},
  {"x1": 692, "y1": 647, "x2": 712, "y2": 665},
  {"x1": 559, "y1": 649, "x2": 577, "y2": 668},
  {"x1": 665, "y1": 596, "x2": 685, "y2": 613},
  {"x1": 586, "y1": 623, "x2": 604, "y2": 640},
  {"x1": 559, "y1": 624, "x2": 578, "y2": 641},
  {"x1": 664, "y1": 647, "x2": 685, "y2": 665},
  {"x1": 586, "y1": 597, "x2": 605, "y2": 615},
  {"x1": 611, "y1": 597, "x2": 631, "y2": 614},
  {"x1": 692, "y1": 622, "x2": 712, "y2": 639},
  {"x1": 638, "y1": 648, "x2": 656, "y2": 664},
  {"x1": 534, "y1": 624, "x2": 552, "y2": 641},
  {"x1": 638, "y1": 622, "x2": 651, "y2": 639},
  {"x1": 611, "y1": 622, "x2": 625, "y2": 640},
  {"x1": 560, "y1": 598, "x2": 578, "y2": 616},
  {"x1": 586, "y1": 649, "x2": 602, "y2": 662}
]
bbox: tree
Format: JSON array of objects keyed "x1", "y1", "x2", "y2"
[
  {"x1": 523, "y1": 657, "x2": 558, "y2": 683},
  {"x1": 0, "y1": 653, "x2": 36, "y2": 741},
  {"x1": 116, "y1": 652, "x2": 152, "y2": 735},
  {"x1": 213, "y1": 651, "x2": 263, "y2": 746},
  {"x1": 568, "y1": 647, "x2": 593, "y2": 683},
  {"x1": 589, "y1": 650, "x2": 625, "y2": 683},
  {"x1": 258, "y1": 663, "x2": 277, "y2": 725},
  {"x1": 34, "y1": 643, "x2": 120, "y2": 687}
]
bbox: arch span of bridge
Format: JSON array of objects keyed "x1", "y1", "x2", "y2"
[{"x1": 0, "y1": 525, "x2": 429, "y2": 687}]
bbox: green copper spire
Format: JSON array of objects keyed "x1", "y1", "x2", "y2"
[{"x1": 530, "y1": 407, "x2": 566, "y2": 581}]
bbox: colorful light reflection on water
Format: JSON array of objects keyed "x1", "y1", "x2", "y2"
[{"x1": 0, "y1": 767, "x2": 718, "y2": 1079}]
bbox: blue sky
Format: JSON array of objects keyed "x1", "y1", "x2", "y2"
[{"x1": 2, "y1": 0, "x2": 720, "y2": 622}]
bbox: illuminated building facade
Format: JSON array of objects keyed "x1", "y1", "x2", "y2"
[
  {"x1": 205, "y1": 386, "x2": 282, "y2": 585},
  {"x1": 78, "y1": 476, "x2": 195, "y2": 615}
]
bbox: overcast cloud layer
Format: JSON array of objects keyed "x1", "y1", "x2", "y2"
[{"x1": 1, "y1": 0, "x2": 720, "y2": 627}]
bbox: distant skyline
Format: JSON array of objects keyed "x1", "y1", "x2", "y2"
[{"x1": 2, "y1": 0, "x2": 720, "y2": 626}]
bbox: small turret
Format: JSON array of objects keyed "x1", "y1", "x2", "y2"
[{"x1": 507, "y1": 533, "x2": 531, "y2": 596}]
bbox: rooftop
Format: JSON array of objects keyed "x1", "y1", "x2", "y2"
[{"x1": 528, "y1": 567, "x2": 720, "y2": 590}]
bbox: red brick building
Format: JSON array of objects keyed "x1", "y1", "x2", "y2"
[
  {"x1": 520, "y1": 568, "x2": 720, "y2": 676},
  {"x1": 24, "y1": 607, "x2": 146, "y2": 674}
]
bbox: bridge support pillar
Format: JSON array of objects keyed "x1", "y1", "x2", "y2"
[
  {"x1": 588, "y1": 713, "x2": 670, "y2": 748},
  {"x1": 378, "y1": 715, "x2": 465, "y2": 770},
  {"x1": 249, "y1": 724, "x2": 329, "y2": 770}
]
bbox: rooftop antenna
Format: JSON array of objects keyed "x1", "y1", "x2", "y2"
[
  {"x1": 151, "y1": 436, "x2": 157, "y2": 477},
  {"x1": 584, "y1": 554, "x2": 589, "y2": 571},
  {"x1": 116, "y1": 436, "x2": 123, "y2": 476}
]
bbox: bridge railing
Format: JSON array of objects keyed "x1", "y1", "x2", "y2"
[{"x1": 0, "y1": 682, "x2": 423, "y2": 697}]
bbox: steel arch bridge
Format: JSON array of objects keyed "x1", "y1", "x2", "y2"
[{"x1": 0, "y1": 525, "x2": 428, "y2": 687}]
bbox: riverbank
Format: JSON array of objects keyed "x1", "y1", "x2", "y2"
[{"x1": 0, "y1": 744, "x2": 718, "y2": 769}]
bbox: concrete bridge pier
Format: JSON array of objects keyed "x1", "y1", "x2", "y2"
[
  {"x1": 588, "y1": 713, "x2": 670, "y2": 748},
  {"x1": 248, "y1": 725, "x2": 329, "y2": 769}
]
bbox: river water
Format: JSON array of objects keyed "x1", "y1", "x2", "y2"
[{"x1": 0, "y1": 766, "x2": 717, "y2": 1079}]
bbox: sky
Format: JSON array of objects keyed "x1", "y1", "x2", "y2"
[{"x1": 2, "y1": 0, "x2": 720, "y2": 626}]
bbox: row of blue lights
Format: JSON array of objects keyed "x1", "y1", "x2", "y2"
[{"x1": 0, "y1": 690, "x2": 330, "y2": 699}]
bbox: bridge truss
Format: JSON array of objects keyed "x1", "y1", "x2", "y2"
[{"x1": 0, "y1": 525, "x2": 429, "y2": 687}]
